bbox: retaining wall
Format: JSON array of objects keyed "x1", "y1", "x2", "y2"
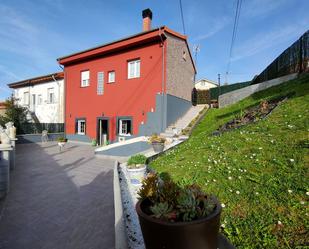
[{"x1": 218, "y1": 73, "x2": 298, "y2": 108}]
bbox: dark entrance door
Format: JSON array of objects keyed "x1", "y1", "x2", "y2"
[{"x1": 97, "y1": 118, "x2": 109, "y2": 146}]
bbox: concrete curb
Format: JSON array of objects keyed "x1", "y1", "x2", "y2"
[{"x1": 113, "y1": 161, "x2": 129, "y2": 249}]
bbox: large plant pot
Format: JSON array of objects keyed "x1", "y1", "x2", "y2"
[
  {"x1": 127, "y1": 165, "x2": 147, "y2": 186},
  {"x1": 136, "y1": 198, "x2": 221, "y2": 249},
  {"x1": 151, "y1": 142, "x2": 165, "y2": 153}
]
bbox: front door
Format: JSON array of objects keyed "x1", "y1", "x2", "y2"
[{"x1": 97, "y1": 118, "x2": 109, "y2": 146}]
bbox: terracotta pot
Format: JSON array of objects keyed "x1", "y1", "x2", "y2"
[
  {"x1": 151, "y1": 142, "x2": 164, "y2": 153},
  {"x1": 136, "y1": 198, "x2": 221, "y2": 249}
]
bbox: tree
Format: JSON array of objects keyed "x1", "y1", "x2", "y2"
[{"x1": 0, "y1": 96, "x2": 29, "y2": 134}]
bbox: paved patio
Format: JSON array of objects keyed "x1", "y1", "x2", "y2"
[{"x1": 0, "y1": 142, "x2": 115, "y2": 249}]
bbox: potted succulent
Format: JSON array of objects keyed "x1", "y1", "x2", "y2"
[
  {"x1": 126, "y1": 154, "x2": 147, "y2": 186},
  {"x1": 136, "y1": 173, "x2": 221, "y2": 249},
  {"x1": 148, "y1": 134, "x2": 166, "y2": 153},
  {"x1": 57, "y1": 137, "x2": 68, "y2": 150}
]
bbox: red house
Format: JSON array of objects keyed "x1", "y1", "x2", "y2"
[{"x1": 58, "y1": 9, "x2": 196, "y2": 144}]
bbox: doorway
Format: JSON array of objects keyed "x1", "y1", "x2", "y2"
[{"x1": 97, "y1": 118, "x2": 109, "y2": 146}]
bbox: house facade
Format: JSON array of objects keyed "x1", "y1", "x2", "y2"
[
  {"x1": 58, "y1": 9, "x2": 196, "y2": 144},
  {"x1": 8, "y1": 72, "x2": 64, "y2": 124},
  {"x1": 195, "y1": 78, "x2": 218, "y2": 90}
]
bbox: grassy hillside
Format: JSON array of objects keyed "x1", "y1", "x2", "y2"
[{"x1": 150, "y1": 74, "x2": 309, "y2": 248}]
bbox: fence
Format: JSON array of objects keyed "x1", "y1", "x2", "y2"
[
  {"x1": 18, "y1": 123, "x2": 64, "y2": 135},
  {"x1": 253, "y1": 30, "x2": 309, "y2": 84}
]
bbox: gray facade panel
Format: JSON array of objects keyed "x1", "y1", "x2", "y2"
[
  {"x1": 166, "y1": 94, "x2": 191, "y2": 126},
  {"x1": 66, "y1": 134, "x2": 92, "y2": 143},
  {"x1": 16, "y1": 133, "x2": 64, "y2": 144}
]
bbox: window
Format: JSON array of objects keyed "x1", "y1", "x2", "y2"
[
  {"x1": 182, "y1": 51, "x2": 187, "y2": 60},
  {"x1": 108, "y1": 71, "x2": 115, "y2": 83},
  {"x1": 81, "y1": 70, "x2": 90, "y2": 87},
  {"x1": 97, "y1": 72, "x2": 104, "y2": 95},
  {"x1": 47, "y1": 88, "x2": 55, "y2": 103},
  {"x1": 76, "y1": 119, "x2": 86, "y2": 135},
  {"x1": 127, "y1": 59, "x2": 140, "y2": 79},
  {"x1": 118, "y1": 118, "x2": 132, "y2": 136},
  {"x1": 38, "y1": 94, "x2": 42, "y2": 105},
  {"x1": 23, "y1": 92, "x2": 29, "y2": 105}
]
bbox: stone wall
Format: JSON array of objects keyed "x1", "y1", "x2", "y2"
[
  {"x1": 219, "y1": 73, "x2": 298, "y2": 108},
  {"x1": 165, "y1": 34, "x2": 195, "y2": 101}
]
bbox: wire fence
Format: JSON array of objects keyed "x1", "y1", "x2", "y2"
[
  {"x1": 18, "y1": 123, "x2": 64, "y2": 135},
  {"x1": 253, "y1": 30, "x2": 309, "y2": 84}
]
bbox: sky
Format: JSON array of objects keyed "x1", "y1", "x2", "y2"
[{"x1": 0, "y1": 0, "x2": 308, "y2": 100}]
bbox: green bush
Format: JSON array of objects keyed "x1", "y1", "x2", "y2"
[{"x1": 128, "y1": 154, "x2": 147, "y2": 168}]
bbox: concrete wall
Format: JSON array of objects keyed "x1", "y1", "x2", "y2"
[
  {"x1": 66, "y1": 134, "x2": 92, "y2": 143},
  {"x1": 139, "y1": 93, "x2": 166, "y2": 136},
  {"x1": 219, "y1": 73, "x2": 298, "y2": 108},
  {"x1": 166, "y1": 34, "x2": 195, "y2": 101},
  {"x1": 16, "y1": 133, "x2": 64, "y2": 144},
  {"x1": 166, "y1": 94, "x2": 191, "y2": 126},
  {"x1": 14, "y1": 79, "x2": 64, "y2": 123}
]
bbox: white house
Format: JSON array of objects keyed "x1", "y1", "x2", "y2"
[
  {"x1": 8, "y1": 72, "x2": 64, "y2": 124},
  {"x1": 195, "y1": 78, "x2": 218, "y2": 90}
]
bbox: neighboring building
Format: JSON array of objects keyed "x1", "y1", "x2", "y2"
[
  {"x1": 8, "y1": 72, "x2": 64, "y2": 124},
  {"x1": 58, "y1": 9, "x2": 196, "y2": 144},
  {"x1": 0, "y1": 101, "x2": 6, "y2": 116},
  {"x1": 195, "y1": 78, "x2": 218, "y2": 90}
]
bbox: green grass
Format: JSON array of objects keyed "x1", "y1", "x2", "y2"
[{"x1": 150, "y1": 74, "x2": 309, "y2": 248}]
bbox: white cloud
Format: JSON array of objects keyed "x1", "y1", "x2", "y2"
[
  {"x1": 194, "y1": 17, "x2": 230, "y2": 41},
  {"x1": 243, "y1": 0, "x2": 288, "y2": 17}
]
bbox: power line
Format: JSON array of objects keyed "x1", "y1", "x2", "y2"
[
  {"x1": 179, "y1": 0, "x2": 186, "y2": 35},
  {"x1": 226, "y1": 0, "x2": 242, "y2": 83}
]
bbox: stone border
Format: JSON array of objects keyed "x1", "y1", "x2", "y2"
[{"x1": 114, "y1": 161, "x2": 129, "y2": 249}]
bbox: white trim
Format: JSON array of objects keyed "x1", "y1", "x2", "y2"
[
  {"x1": 77, "y1": 119, "x2": 86, "y2": 135},
  {"x1": 127, "y1": 60, "x2": 140, "y2": 79}
]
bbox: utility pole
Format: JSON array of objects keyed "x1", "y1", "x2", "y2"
[
  {"x1": 193, "y1": 45, "x2": 200, "y2": 83},
  {"x1": 218, "y1": 73, "x2": 221, "y2": 96}
]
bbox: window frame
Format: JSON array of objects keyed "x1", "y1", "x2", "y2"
[
  {"x1": 23, "y1": 91, "x2": 29, "y2": 105},
  {"x1": 117, "y1": 116, "x2": 133, "y2": 136},
  {"x1": 47, "y1": 88, "x2": 55, "y2": 104},
  {"x1": 75, "y1": 118, "x2": 86, "y2": 135},
  {"x1": 38, "y1": 94, "x2": 42, "y2": 105},
  {"x1": 108, "y1": 71, "x2": 115, "y2": 83},
  {"x1": 97, "y1": 71, "x2": 104, "y2": 95},
  {"x1": 127, "y1": 59, "x2": 140, "y2": 79},
  {"x1": 81, "y1": 70, "x2": 90, "y2": 87}
]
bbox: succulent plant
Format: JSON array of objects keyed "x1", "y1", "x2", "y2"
[
  {"x1": 138, "y1": 173, "x2": 216, "y2": 222},
  {"x1": 148, "y1": 134, "x2": 166, "y2": 143}
]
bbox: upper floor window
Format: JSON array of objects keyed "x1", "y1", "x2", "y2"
[
  {"x1": 97, "y1": 72, "x2": 104, "y2": 95},
  {"x1": 108, "y1": 71, "x2": 115, "y2": 83},
  {"x1": 47, "y1": 88, "x2": 55, "y2": 104},
  {"x1": 128, "y1": 59, "x2": 140, "y2": 79},
  {"x1": 23, "y1": 92, "x2": 29, "y2": 105},
  {"x1": 38, "y1": 94, "x2": 43, "y2": 105},
  {"x1": 81, "y1": 70, "x2": 90, "y2": 87}
]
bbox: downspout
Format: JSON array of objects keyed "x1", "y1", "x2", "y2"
[
  {"x1": 59, "y1": 64, "x2": 66, "y2": 137},
  {"x1": 52, "y1": 74, "x2": 61, "y2": 124},
  {"x1": 158, "y1": 27, "x2": 166, "y2": 132}
]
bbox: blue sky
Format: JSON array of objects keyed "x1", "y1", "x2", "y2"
[{"x1": 0, "y1": 0, "x2": 308, "y2": 100}]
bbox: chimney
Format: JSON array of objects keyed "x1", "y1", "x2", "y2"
[{"x1": 142, "y1": 8, "x2": 152, "y2": 32}]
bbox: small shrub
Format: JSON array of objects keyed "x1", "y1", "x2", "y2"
[
  {"x1": 127, "y1": 154, "x2": 147, "y2": 169},
  {"x1": 57, "y1": 137, "x2": 68, "y2": 142}
]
